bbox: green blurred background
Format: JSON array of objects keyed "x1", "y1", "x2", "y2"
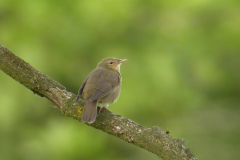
[{"x1": 0, "y1": 0, "x2": 240, "y2": 159}]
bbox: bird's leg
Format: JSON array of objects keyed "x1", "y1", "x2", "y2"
[
  {"x1": 98, "y1": 104, "x2": 109, "y2": 113},
  {"x1": 100, "y1": 106, "x2": 109, "y2": 112}
]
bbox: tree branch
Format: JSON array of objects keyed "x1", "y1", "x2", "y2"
[{"x1": 0, "y1": 45, "x2": 196, "y2": 160}]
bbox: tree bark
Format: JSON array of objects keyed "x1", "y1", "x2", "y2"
[{"x1": 0, "y1": 45, "x2": 197, "y2": 160}]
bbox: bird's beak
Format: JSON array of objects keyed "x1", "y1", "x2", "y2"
[{"x1": 118, "y1": 59, "x2": 127, "y2": 63}]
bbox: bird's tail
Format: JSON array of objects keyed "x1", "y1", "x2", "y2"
[{"x1": 82, "y1": 99, "x2": 98, "y2": 124}]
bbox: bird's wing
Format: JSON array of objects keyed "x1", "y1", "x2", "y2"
[
  {"x1": 76, "y1": 75, "x2": 89, "y2": 102},
  {"x1": 90, "y1": 74, "x2": 113, "y2": 101}
]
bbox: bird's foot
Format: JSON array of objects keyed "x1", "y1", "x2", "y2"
[{"x1": 99, "y1": 106, "x2": 109, "y2": 113}]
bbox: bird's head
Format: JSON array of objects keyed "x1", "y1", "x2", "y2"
[{"x1": 97, "y1": 57, "x2": 127, "y2": 72}]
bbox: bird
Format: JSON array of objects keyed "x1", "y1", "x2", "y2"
[{"x1": 76, "y1": 57, "x2": 127, "y2": 124}]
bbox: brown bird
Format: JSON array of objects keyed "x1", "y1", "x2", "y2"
[{"x1": 76, "y1": 57, "x2": 127, "y2": 124}]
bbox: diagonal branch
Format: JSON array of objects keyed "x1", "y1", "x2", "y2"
[{"x1": 0, "y1": 45, "x2": 196, "y2": 160}]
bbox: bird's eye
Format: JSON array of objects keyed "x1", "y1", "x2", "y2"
[{"x1": 109, "y1": 61, "x2": 113, "y2": 64}]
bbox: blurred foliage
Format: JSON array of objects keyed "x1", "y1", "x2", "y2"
[{"x1": 0, "y1": 0, "x2": 240, "y2": 160}]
